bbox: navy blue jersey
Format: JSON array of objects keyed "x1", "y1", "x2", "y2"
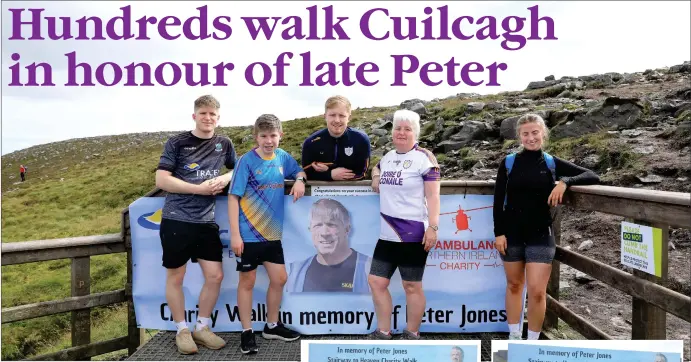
[
  {"x1": 157, "y1": 131, "x2": 237, "y2": 223},
  {"x1": 301, "y1": 127, "x2": 371, "y2": 181}
]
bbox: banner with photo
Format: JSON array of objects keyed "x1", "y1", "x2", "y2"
[{"x1": 129, "y1": 193, "x2": 524, "y2": 334}]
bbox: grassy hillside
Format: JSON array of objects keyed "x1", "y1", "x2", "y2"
[{"x1": 2, "y1": 61, "x2": 689, "y2": 359}]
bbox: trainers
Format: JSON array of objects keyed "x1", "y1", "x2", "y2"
[
  {"x1": 175, "y1": 329, "x2": 198, "y2": 354},
  {"x1": 240, "y1": 329, "x2": 258, "y2": 354},
  {"x1": 262, "y1": 322, "x2": 300, "y2": 342},
  {"x1": 192, "y1": 326, "x2": 226, "y2": 350},
  {"x1": 509, "y1": 332, "x2": 522, "y2": 340},
  {"x1": 402, "y1": 330, "x2": 421, "y2": 340},
  {"x1": 369, "y1": 329, "x2": 393, "y2": 340}
]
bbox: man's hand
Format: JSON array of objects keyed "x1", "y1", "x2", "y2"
[
  {"x1": 290, "y1": 180, "x2": 305, "y2": 202},
  {"x1": 312, "y1": 162, "x2": 330, "y2": 172},
  {"x1": 331, "y1": 167, "x2": 355, "y2": 180},
  {"x1": 207, "y1": 177, "x2": 228, "y2": 194},
  {"x1": 231, "y1": 234, "x2": 244, "y2": 256},
  {"x1": 196, "y1": 181, "x2": 218, "y2": 195}
]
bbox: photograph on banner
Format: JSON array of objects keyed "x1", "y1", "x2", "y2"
[
  {"x1": 301, "y1": 340, "x2": 481, "y2": 362},
  {"x1": 491, "y1": 340, "x2": 684, "y2": 362},
  {"x1": 311, "y1": 185, "x2": 378, "y2": 197},
  {"x1": 620, "y1": 221, "x2": 663, "y2": 277},
  {"x1": 129, "y1": 193, "x2": 525, "y2": 335}
]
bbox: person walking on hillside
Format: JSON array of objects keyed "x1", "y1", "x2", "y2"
[
  {"x1": 368, "y1": 109, "x2": 441, "y2": 340},
  {"x1": 301, "y1": 95, "x2": 371, "y2": 181},
  {"x1": 19, "y1": 164, "x2": 26, "y2": 182},
  {"x1": 493, "y1": 114, "x2": 600, "y2": 341},
  {"x1": 155, "y1": 95, "x2": 237, "y2": 354}
]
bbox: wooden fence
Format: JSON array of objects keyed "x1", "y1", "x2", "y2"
[{"x1": 1, "y1": 181, "x2": 689, "y2": 360}]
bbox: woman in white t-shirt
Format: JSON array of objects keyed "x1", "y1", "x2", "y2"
[{"x1": 368, "y1": 109, "x2": 441, "y2": 340}]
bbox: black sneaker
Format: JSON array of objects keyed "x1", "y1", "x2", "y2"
[
  {"x1": 240, "y1": 329, "x2": 258, "y2": 354},
  {"x1": 262, "y1": 322, "x2": 300, "y2": 342}
]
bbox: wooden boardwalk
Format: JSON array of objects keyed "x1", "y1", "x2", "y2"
[{"x1": 126, "y1": 331, "x2": 509, "y2": 361}]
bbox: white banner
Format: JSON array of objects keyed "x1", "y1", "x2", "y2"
[{"x1": 130, "y1": 194, "x2": 525, "y2": 334}]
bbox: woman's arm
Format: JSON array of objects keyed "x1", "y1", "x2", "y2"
[{"x1": 554, "y1": 157, "x2": 600, "y2": 186}]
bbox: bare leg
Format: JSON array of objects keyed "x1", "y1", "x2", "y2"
[
  {"x1": 503, "y1": 261, "x2": 526, "y2": 325},
  {"x1": 263, "y1": 262, "x2": 288, "y2": 323},
  {"x1": 197, "y1": 259, "x2": 224, "y2": 319},
  {"x1": 166, "y1": 264, "x2": 187, "y2": 324},
  {"x1": 402, "y1": 281, "x2": 425, "y2": 333},
  {"x1": 526, "y1": 262, "x2": 552, "y2": 334},
  {"x1": 237, "y1": 270, "x2": 256, "y2": 330},
  {"x1": 368, "y1": 275, "x2": 392, "y2": 331}
]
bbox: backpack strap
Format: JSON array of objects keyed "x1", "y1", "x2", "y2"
[
  {"x1": 503, "y1": 153, "x2": 516, "y2": 208},
  {"x1": 542, "y1": 152, "x2": 557, "y2": 182}
]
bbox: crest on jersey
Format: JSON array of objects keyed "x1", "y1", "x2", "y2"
[
  {"x1": 344, "y1": 147, "x2": 353, "y2": 156},
  {"x1": 215, "y1": 143, "x2": 223, "y2": 152},
  {"x1": 403, "y1": 160, "x2": 412, "y2": 169},
  {"x1": 279, "y1": 166, "x2": 284, "y2": 175}
]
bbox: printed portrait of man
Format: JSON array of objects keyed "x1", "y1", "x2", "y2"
[
  {"x1": 450, "y1": 346, "x2": 464, "y2": 362},
  {"x1": 286, "y1": 198, "x2": 372, "y2": 293},
  {"x1": 654, "y1": 353, "x2": 667, "y2": 362}
]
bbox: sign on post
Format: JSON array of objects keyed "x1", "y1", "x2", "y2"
[{"x1": 620, "y1": 221, "x2": 663, "y2": 277}]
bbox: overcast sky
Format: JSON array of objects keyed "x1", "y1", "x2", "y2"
[{"x1": 1, "y1": 1, "x2": 689, "y2": 155}]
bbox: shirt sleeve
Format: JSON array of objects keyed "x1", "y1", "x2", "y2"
[
  {"x1": 420, "y1": 151, "x2": 441, "y2": 182},
  {"x1": 157, "y1": 138, "x2": 177, "y2": 173},
  {"x1": 301, "y1": 137, "x2": 332, "y2": 181},
  {"x1": 554, "y1": 157, "x2": 600, "y2": 186},
  {"x1": 493, "y1": 157, "x2": 508, "y2": 237},
  {"x1": 229, "y1": 155, "x2": 250, "y2": 197},
  {"x1": 283, "y1": 152, "x2": 302, "y2": 180},
  {"x1": 225, "y1": 139, "x2": 237, "y2": 170}
]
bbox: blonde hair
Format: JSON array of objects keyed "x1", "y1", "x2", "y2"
[
  {"x1": 194, "y1": 95, "x2": 220, "y2": 111},
  {"x1": 515, "y1": 113, "x2": 549, "y2": 146},
  {"x1": 325, "y1": 95, "x2": 352, "y2": 114},
  {"x1": 310, "y1": 198, "x2": 351, "y2": 228},
  {"x1": 393, "y1": 109, "x2": 421, "y2": 139}
]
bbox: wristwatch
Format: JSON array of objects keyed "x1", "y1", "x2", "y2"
[
  {"x1": 428, "y1": 225, "x2": 439, "y2": 231},
  {"x1": 296, "y1": 176, "x2": 307, "y2": 185}
]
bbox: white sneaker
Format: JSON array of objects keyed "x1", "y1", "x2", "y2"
[{"x1": 509, "y1": 332, "x2": 522, "y2": 340}]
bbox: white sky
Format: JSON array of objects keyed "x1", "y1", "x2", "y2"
[{"x1": 1, "y1": 1, "x2": 689, "y2": 155}]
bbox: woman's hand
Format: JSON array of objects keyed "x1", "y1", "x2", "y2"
[
  {"x1": 548, "y1": 181, "x2": 567, "y2": 207},
  {"x1": 423, "y1": 227, "x2": 437, "y2": 252},
  {"x1": 495, "y1": 235, "x2": 507, "y2": 255}
]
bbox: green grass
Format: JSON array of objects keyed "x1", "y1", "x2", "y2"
[{"x1": 545, "y1": 131, "x2": 641, "y2": 172}]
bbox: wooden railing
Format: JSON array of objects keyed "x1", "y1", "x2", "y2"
[
  {"x1": 1, "y1": 233, "x2": 129, "y2": 360},
  {"x1": 1, "y1": 180, "x2": 689, "y2": 360}
]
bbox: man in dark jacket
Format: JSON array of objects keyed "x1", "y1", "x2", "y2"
[{"x1": 301, "y1": 96, "x2": 371, "y2": 181}]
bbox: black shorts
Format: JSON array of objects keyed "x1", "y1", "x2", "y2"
[
  {"x1": 369, "y1": 239, "x2": 429, "y2": 282},
  {"x1": 236, "y1": 241, "x2": 285, "y2": 272},
  {"x1": 159, "y1": 218, "x2": 223, "y2": 269},
  {"x1": 500, "y1": 228, "x2": 556, "y2": 264}
]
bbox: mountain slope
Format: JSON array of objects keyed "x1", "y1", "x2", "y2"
[{"x1": 1, "y1": 61, "x2": 689, "y2": 359}]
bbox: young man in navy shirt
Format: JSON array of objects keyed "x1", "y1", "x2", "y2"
[{"x1": 301, "y1": 96, "x2": 371, "y2": 181}]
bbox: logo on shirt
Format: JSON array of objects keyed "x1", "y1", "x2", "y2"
[
  {"x1": 403, "y1": 160, "x2": 412, "y2": 169},
  {"x1": 215, "y1": 143, "x2": 223, "y2": 152},
  {"x1": 183, "y1": 146, "x2": 197, "y2": 151},
  {"x1": 185, "y1": 163, "x2": 200, "y2": 170},
  {"x1": 344, "y1": 147, "x2": 353, "y2": 156},
  {"x1": 279, "y1": 166, "x2": 284, "y2": 175}
]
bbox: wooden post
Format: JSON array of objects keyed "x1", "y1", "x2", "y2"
[
  {"x1": 71, "y1": 256, "x2": 91, "y2": 360},
  {"x1": 544, "y1": 205, "x2": 562, "y2": 331},
  {"x1": 123, "y1": 210, "x2": 141, "y2": 356},
  {"x1": 630, "y1": 220, "x2": 669, "y2": 340}
]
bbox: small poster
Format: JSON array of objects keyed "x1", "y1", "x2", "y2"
[
  {"x1": 311, "y1": 185, "x2": 377, "y2": 197},
  {"x1": 620, "y1": 221, "x2": 663, "y2": 277}
]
